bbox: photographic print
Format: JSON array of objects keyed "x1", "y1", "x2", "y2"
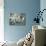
[{"x1": 9, "y1": 13, "x2": 26, "y2": 25}]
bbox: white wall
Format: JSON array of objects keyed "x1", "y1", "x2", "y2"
[{"x1": 0, "y1": 0, "x2": 4, "y2": 42}]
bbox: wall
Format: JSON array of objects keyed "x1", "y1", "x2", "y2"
[
  {"x1": 4, "y1": 0, "x2": 40, "y2": 42},
  {"x1": 0, "y1": 0, "x2": 4, "y2": 42},
  {"x1": 40, "y1": 0, "x2": 46, "y2": 27}
]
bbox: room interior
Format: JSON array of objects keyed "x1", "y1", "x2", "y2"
[{"x1": 0, "y1": 0, "x2": 46, "y2": 46}]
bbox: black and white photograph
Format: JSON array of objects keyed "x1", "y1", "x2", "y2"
[{"x1": 9, "y1": 13, "x2": 26, "y2": 25}]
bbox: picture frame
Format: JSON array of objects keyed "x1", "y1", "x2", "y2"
[{"x1": 9, "y1": 13, "x2": 26, "y2": 26}]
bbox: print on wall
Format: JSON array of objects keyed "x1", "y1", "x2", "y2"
[{"x1": 9, "y1": 13, "x2": 26, "y2": 25}]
